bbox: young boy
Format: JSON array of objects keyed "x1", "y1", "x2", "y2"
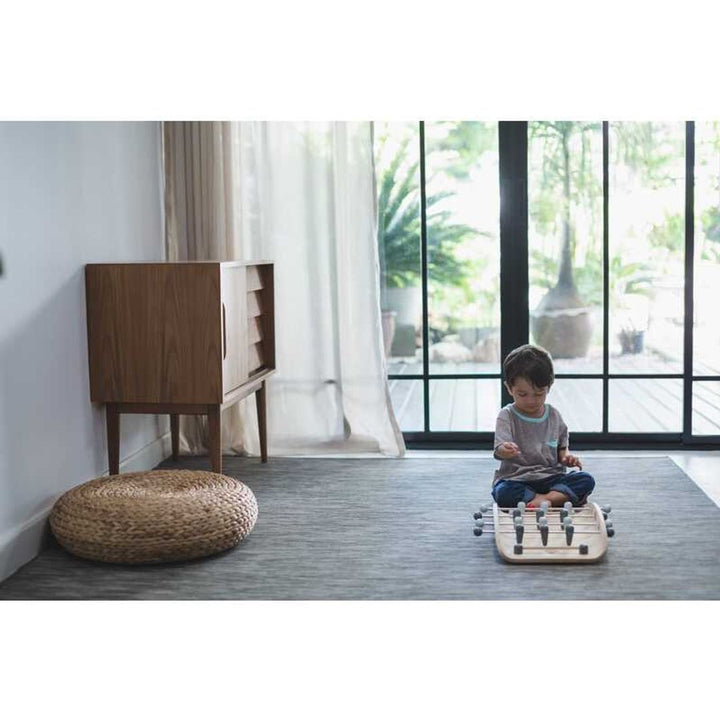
[{"x1": 492, "y1": 344, "x2": 595, "y2": 508}]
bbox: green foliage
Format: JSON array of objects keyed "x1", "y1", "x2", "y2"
[
  {"x1": 612, "y1": 122, "x2": 683, "y2": 188},
  {"x1": 529, "y1": 249, "x2": 557, "y2": 291},
  {"x1": 700, "y1": 206, "x2": 720, "y2": 261},
  {"x1": 528, "y1": 122, "x2": 604, "y2": 295},
  {"x1": 702, "y1": 206, "x2": 720, "y2": 242},
  {"x1": 648, "y1": 213, "x2": 684, "y2": 253},
  {"x1": 529, "y1": 121, "x2": 686, "y2": 302},
  {"x1": 376, "y1": 131, "x2": 481, "y2": 290},
  {"x1": 377, "y1": 121, "x2": 692, "y2": 337},
  {"x1": 430, "y1": 254, "x2": 499, "y2": 330},
  {"x1": 425, "y1": 122, "x2": 497, "y2": 181},
  {"x1": 532, "y1": 245, "x2": 654, "y2": 309},
  {"x1": 529, "y1": 121, "x2": 602, "y2": 242}
]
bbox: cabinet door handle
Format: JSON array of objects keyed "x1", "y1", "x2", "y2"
[{"x1": 222, "y1": 302, "x2": 227, "y2": 359}]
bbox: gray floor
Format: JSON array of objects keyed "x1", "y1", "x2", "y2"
[
  {"x1": 406, "y1": 449, "x2": 720, "y2": 508},
  {"x1": 310, "y1": 449, "x2": 720, "y2": 508},
  {"x1": 664, "y1": 451, "x2": 720, "y2": 507},
  {"x1": 1, "y1": 454, "x2": 719, "y2": 600}
]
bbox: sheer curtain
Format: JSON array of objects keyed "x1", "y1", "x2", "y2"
[{"x1": 163, "y1": 121, "x2": 405, "y2": 457}]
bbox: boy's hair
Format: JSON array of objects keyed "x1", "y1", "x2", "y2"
[{"x1": 503, "y1": 344, "x2": 555, "y2": 388}]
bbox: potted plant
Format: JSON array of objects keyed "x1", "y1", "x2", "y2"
[
  {"x1": 376, "y1": 132, "x2": 478, "y2": 356},
  {"x1": 610, "y1": 257, "x2": 653, "y2": 354},
  {"x1": 529, "y1": 122, "x2": 598, "y2": 358}
]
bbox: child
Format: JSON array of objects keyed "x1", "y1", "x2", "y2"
[{"x1": 492, "y1": 344, "x2": 595, "y2": 508}]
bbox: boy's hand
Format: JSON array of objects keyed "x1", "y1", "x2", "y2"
[
  {"x1": 560, "y1": 453, "x2": 583, "y2": 469},
  {"x1": 497, "y1": 442, "x2": 520, "y2": 459}
]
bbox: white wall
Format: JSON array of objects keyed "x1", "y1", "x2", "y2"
[{"x1": 0, "y1": 122, "x2": 166, "y2": 581}]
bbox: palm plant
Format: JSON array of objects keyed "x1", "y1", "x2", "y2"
[
  {"x1": 376, "y1": 135, "x2": 478, "y2": 295},
  {"x1": 529, "y1": 121, "x2": 600, "y2": 357}
]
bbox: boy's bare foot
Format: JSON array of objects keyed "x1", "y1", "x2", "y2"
[
  {"x1": 527, "y1": 492, "x2": 548, "y2": 508},
  {"x1": 528, "y1": 491, "x2": 570, "y2": 508}
]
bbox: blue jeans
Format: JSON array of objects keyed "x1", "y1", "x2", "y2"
[{"x1": 492, "y1": 472, "x2": 595, "y2": 507}]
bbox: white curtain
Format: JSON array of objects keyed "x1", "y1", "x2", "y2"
[{"x1": 164, "y1": 121, "x2": 405, "y2": 457}]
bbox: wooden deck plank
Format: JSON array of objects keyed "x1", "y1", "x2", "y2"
[
  {"x1": 608, "y1": 380, "x2": 646, "y2": 432},
  {"x1": 575, "y1": 381, "x2": 604, "y2": 432},
  {"x1": 450, "y1": 380, "x2": 476, "y2": 431},
  {"x1": 692, "y1": 382, "x2": 720, "y2": 434},
  {"x1": 387, "y1": 358, "x2": 720, "y2": 435},
  {"x1": 611, "y1": 382, "x2": 660, "y2": 432},
  {"x1": 610, "y1": 352, "x2": 683, "y2": 375},
  {"x1": 693, "y1": 358, "x2": 720, "y2": 375},
  {"x1": 546, "y1": 382, "x2": 580, "y2": 430},
  {"x1": 388, "y1": 379, "x2": 423, "y2": 431},
  {"x1": 387, "y1": 378, "x2": 412, "y2": 422},
  {"x1": 405, "y1": 382, "x2": 425, "y2": 431},
  {"x1": 476, "y1": 380, "x2": 500, "y2": 431},
  {"x1": 610, "y1": 380, "x2": 680, "y2": 432},
  {"x1": 551, "y1": 380, "x2": 603, "y2": 432},
  {"x1": 429, "y1": 379, "x2": 456, "y2": 431},
  {"x1": 636, "y1": 378, "x2": 683, "y2": 430}
]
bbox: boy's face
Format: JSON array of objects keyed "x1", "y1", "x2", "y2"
[{"x1": 505, "y1": 377, "x2": 549, "y2": 417}]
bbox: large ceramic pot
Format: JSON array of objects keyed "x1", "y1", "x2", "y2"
[
  {"x1": 531, "y1": 283, "x2": 593, "y2": 359},
  {"x1": 384, "y1": 286, "x2": 422, "y2": 357},
  {"x1": 381, "y1": 311, "x2": 396, "y2": 358},
  {"x1": 384, "y1": 286, "x2": 422, "y2": 327}
]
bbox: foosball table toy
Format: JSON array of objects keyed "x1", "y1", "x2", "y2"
[{"x1": 473, "y1": 501, "x2": 614, "y2": 563}]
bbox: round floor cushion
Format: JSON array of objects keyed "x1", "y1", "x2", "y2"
[{"x1": 49, "y1": 470, "x2": 258, "y2": 564}]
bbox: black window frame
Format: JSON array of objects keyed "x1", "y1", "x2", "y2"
[{"x1": 386, "y1": 120, "x2": 720, "y2": 450}]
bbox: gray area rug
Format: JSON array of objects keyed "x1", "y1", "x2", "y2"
[{"x1": 1, "y1": 456, "x2": 719, "y2": 600}]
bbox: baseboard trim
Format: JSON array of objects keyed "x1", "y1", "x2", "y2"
[
  {"x1": 0, "y1": 505, "x2": 55, "y2": 586},
  {"x1": 0, "y1": 433, "x2": 172, "y2": 584}
]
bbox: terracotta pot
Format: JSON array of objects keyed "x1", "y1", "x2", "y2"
[
  {"x1": 531, "y1": 283, "x2": 593, "y2": 359},
  {"x1": 381, "y1": 311, "x2": 396, "y2": 358}
]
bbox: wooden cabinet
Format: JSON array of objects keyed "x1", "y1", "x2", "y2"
[{"x1": 85, "y1": 261, "x2": 275, "y2": 474}]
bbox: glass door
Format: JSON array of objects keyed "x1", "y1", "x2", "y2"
[
  {"x1": 377, "y1": 121, "x2": 501, "y2": 434},
  {"x1": 376, "y1": 120, "x2": 720, "y2": 446}
]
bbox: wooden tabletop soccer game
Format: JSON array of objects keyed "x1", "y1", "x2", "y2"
[{"x1": 473, "y1": 501, "x2": 615, "y2": 564}]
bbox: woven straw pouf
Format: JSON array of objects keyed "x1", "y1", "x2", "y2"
[{"x1": 49, "y1": 470, "x2": 258, "y2": 564}]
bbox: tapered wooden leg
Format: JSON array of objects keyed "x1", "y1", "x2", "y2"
[
  {"x1": 207, "y1": 404, "x2": 222, "y2": 474},
  {"x1": 106, "y1": 403, "x2": 120, "y2": 476},
  {"x1": 170, "y1": 413, "x2": 179, "y2": 460},
  {"x1": 256, "y1": 380, "x2": 268, "y2": 463}
]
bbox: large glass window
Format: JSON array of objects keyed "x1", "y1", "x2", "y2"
[
  {"x1": 386, "y1": 378, "x2": 424, "y2": 432},
  {"x1": 692, "y1": 382, "x2": 720, "y2": 435},
  {"x1": 378, "y1": 121, "x2": 720, "y2": 444},
  {"x1": 694, "y1": 122, "x2": 720, "y2": 376},
  {"x1": 429, "y1": 379, "x2": 500, "y2": 431},
  {"x1": 609, "y1": 122, "x2": 685, "y2": 375},
  {"x1": 528, "y1": 122, "x2": 604, "y2": 374},
  {"x1": 609, "y1": 379, "x2": 683, "y2": 433},
  {"x1": 548, "y1": 379, "x2": 603, "y2": 432},
  {"x1": 375, "y1": 122, "x2": 423, "y2": 367},
  {"x1": 425, "y1": 122, "x2": 500, "y2": 375}
]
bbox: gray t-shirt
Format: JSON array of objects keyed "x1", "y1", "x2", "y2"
[{"x1": 492, "y1": 403, "x2": 569, "y2": 486}]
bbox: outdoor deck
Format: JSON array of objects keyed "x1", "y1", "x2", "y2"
[{"x1": 387, "y1": 354, "x2": 720, "y2": 435}]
